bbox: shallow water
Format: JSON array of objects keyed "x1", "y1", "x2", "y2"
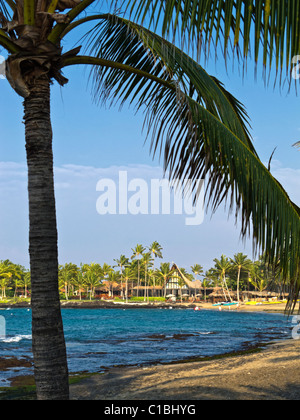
[{"x1": 0, "y1": 308, "x2": 293, "y2": 386}]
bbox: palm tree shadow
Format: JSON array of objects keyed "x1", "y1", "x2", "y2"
[{"x1": 70, "y1": 368, "x2": 300, "y2": 400}]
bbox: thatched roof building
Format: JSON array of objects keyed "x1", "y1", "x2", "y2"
[{"x1": 169, "y1": 263, "x2": 203, "y2": 290}]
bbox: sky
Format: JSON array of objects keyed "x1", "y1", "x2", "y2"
[{"x1": 0, "y1": 10, "x2": 300, "y2": 274}]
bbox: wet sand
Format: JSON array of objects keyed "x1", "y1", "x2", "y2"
[{"x1": 70, "y1": 339, "x2": 300, "y2": 400}]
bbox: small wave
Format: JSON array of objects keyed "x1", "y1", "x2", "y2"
[{"x1": 0, "y1": 335, "x2": 32, "y2": 343}]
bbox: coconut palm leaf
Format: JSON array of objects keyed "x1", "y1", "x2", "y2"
[
  {"x1": 122, "y1": 0, "x2": 300, "y2": 83},
  {"x1": 61, "y1": 13, "x2": 300, "y2": 311},
  {"x1": 64, "y1": 14, "x2": 254, "y2": 148}
]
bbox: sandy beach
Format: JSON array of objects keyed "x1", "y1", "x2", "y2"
[{"x1": 70, "y1": 338, "x2": 300, "y2": 400}]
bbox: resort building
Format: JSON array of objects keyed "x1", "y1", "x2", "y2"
[
  {"x1": 165, "y1": 264, "x2": 203, "y2": 299},
  {"x1": 131, "y1": 263, "x2": 203, "y2": 300}
]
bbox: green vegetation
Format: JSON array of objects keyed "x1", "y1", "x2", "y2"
[
  {"x1": 0, "y1": 246, "x2": 290, "y2": 304},
  {"x1": 0, "y1": 260, "x2": 30, "y2": 300}
]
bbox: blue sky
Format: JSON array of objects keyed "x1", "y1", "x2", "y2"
[{"x1": 0, "y1": 13, "x2": 299, "y2": 273}]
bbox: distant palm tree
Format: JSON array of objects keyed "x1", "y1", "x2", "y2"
[
  {"x1": 149, "y1": 242, "x2": 163, "y2": 261},
  {"x1": 122, "y1": 267, "x2": 135, "y2": 303},
  {"x1": 149, "y1": 242, "x2": 163, "y2": 297},
  {"x1": 107, "y1": 270, "x2": 120, "y2": 299},
  {"x1": 201, "y1": 278, "x2": 211, "y2": 303},
  {"x1": 213, "y1": 255, "x2": 233, "y2": 302},
  {"x1": 230, "y1": 253, "x2": 252, "y2": 303},
  {"x1": 11, "y1": 264, "x2": 23, "y2": 298},
  {"x1": 131, "y1": 244, "x2": 146, "y2": 298},
  {"x1": 141, "y1": 253, "x2": 153, "y2": 301},
  {"x1": 177, "y1": 276, "x2": 186, "y2": 303},
  {"x1": 83, "y1": 263, "x2": 102, "y2": 300},
  {"x1": 156, "y1": 263, "x2": 174, "y2": 298},
  {"x1": 191, "y1": 264, "x2": 204, "y2": 279},
  {"x1": 249, "y1": 275, "x2": 269, "y2": 294},
  {"x1": 114, "y1": 255, "x2": 129, "y2": 298},
  {"x1": 0, "y1": 261, "x2": 13, "y2": 299},
  {"x1": 73, "y1": 271, "x2": 85, "y2": 301},
  {"x1": 191, "y1": 264, "x2": 204, "y2": 298},
  {"x1": 23, "y1": 271, "x2": 31, "y2": 299},
  {"x1": 59, "y1": 263, "x2": 78, "y2": 300}
]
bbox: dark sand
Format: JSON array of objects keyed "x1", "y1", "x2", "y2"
[{"x1": 70, "y1": 339, "x2": 300, "y2": 400}]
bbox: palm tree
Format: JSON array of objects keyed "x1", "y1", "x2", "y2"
[
  {"x1": 249, "y1": 273, "x2": 269, "y2": 295},
  {"x1": 191, "y1": 264, "x2": 204, "y2": 298},
  {"x1": 114, "y1": 255, "x2": 129, "y2": 299},
  {"x1": 149, "y1": 242, "x2": 163, "y2": 261},
  {"x1": 11, "y1": 264, "x2": 23, "y2": 298},
  {"x1": 155, "y1": 263, "x2": 174, "y2": 298},
  {"x1": 107, "y1": 269, "x2": 120, "y2": 298},
  {"x1": 83, "y1": 263, "x2": 102, "y2": 300},
  {"x1": 191, "y1": 264, "x2": 204, "y2": 280},
  {"x1": 230, "y1": 253, "x2": 252, "y2": 303},
  {"x1": 141, "y1": 252, "x2": 153, "y2": 301},
  {"x1": 1, "y1": 0, "x2": 300, "y2": 399},
  {"x1": 202, "y1": 278, "x2": 212, "y2": 303},
  {"x1": 122, "y1": 267, "x2": 135, "y2": 303},
  {"x1": 0, "y1": 261, "x2": 13, "y2": 299},
  {"x1": 58, "y1": 263, "x2": 78, "y2": 300},
  {"x1": 100, "y1": 263, "x2": 112, "y2": 296},
  {"x1": 177, "y1": 276, "x2": 186, "y2": 303},
  {"x1": 213, "y1": 255, "x2": 233, "y2": 302},
  {"x1": 131, "y1": 244, "x2": 146, "y2": 299},
  {"x1": 148, "y1": 242, "x2": 163, "y2": 296},
  {"x1": 73, "y1": 270, "x2": 85, "y2": 301},
  {"x1": 23, "y1": 271, "x2": 31, "y2": 299}
]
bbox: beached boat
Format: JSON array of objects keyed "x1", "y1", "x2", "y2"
[{"x1": 213, "y1": 302, "x2": 239, "y2": 307}]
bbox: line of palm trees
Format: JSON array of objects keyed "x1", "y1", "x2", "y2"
[
  {"x1": 0, "y1": 260, "x2": 30, "y2": 300},
  {"x1": 0, "y1": 249, "x2": 287, "y2": 303}
]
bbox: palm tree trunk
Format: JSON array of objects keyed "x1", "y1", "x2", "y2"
[
  {"x1": 137, "y1": 260, "x2": 140, "y2": 297},
  {"x1": 223, "y1": 275, "x2": 232, "y2": 302},
  {"x1": 220, "y1": 277, "x2": 227, "y2": 301},
  {"x1": 24, "y1": 75, "x2": 69, "y2": 400},
  {"x1": 237, "y1": 268, "x2": 241, "y2": 303}
]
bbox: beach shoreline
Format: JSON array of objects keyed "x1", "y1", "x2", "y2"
[
  {"x1": 0, "y1": 300, "x2": 292, "y2": 314},
  {"x1": 69, "y1": 338, "x2": 300, "y2": 400}
]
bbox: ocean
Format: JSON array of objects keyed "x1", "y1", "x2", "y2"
[{"x1": 0, "y1": 308, "x2": 293, "y2": 386}]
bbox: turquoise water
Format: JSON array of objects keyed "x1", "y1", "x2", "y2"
[{"x1": 0, "y1": 308, "x2": 292, "y2": 385}]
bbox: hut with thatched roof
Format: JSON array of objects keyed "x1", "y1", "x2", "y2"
[
  {"x1": 207, "y1": 287, "x2": 237, "y2": 304},
  {"x1": 95, "y1": 280, "x2": 122, "y2": 298}
]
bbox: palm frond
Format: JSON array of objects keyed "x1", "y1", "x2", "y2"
[
  {"x1": 81, "y1": 15, "x2": 254, "y2": 152},
  {"x1": 47, "y1": 0, "x2": 97, "y2": 44},
  {"x1": 65, "y1": 13, "x2": 300, "y2": 309},
  {"x1": 23, "y1": 0, "x2": 36, "y2": 25},
  {"x1": 0, "y1": 29, "x2": 20, "y2": 53},
  {"x1": 120, "y1": 0, "x2": 300, "y2": 84}
]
